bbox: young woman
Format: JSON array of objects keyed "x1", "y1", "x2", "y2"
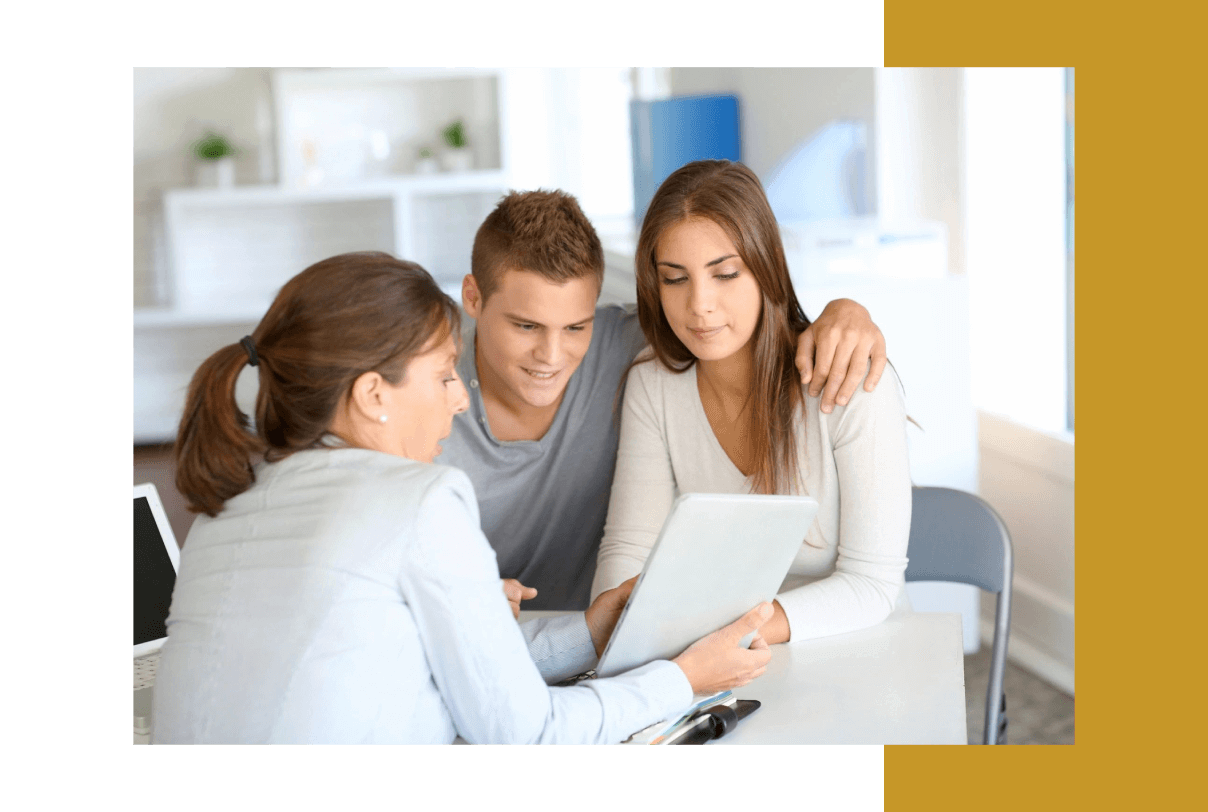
[
  {"x1": 152, "y1": 251, "x2": 772, "y2": 744},
  {"x1": 592, "y1": 161, "x2": 912, "y2": 644}
]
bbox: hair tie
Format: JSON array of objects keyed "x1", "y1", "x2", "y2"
[{"x1": 240, "y1": 336, "x2": 259, "y2": 367}]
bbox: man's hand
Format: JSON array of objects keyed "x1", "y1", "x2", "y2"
[
  {"x1": 796, "y1": 298, "x2": 887, "y2": 414},
  {"x1": 502, "y1": 578, "x2": 538, "y2": 620},
  {"x1": 584, "y1": 576, "x2": 638, "y2": 657}
]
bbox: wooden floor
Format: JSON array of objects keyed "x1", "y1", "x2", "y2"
[{"x1": 136, "y1": 444, "x2": 1075, "y2": 745}]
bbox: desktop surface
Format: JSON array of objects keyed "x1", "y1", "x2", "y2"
[{"x1": 521, "y1": 609, "x2": 967, "y2": 745}]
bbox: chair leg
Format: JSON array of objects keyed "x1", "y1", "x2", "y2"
[{"x1": 996, "y1": 695, "x2": 1007, "y2": 745}]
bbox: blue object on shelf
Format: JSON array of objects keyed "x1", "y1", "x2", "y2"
[
  {"x1": 764, "y1": 119, "x2": 870, "y2": 223},
  {"x1": 631, "y1": 95, "x2": 742, "y2": 227}
]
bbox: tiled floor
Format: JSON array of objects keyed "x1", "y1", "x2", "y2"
[{"x1": 963, "y1": 645, "x2": 1075, "y2": 744}]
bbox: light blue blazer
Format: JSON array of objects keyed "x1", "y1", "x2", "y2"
[{"x1": 152, "y1": 448, "x2": 691, "y2": 743}]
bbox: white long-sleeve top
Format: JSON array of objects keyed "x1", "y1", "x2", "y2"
[
  {"x1": 152, "y1": 448, "x2": 693, "y2": 744},
  {"x1": 592, "y1": 359, "x2": 912, "y2": 642}
]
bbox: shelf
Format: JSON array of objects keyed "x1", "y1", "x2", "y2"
[
  {"x1": 134, "y1": 308, "x2": 265, "y2": 329},
  {"x1": 163, "y1": 171, "x2": 509, "y2": 209},
  {"x1": 272, "y1": 68, "x2": 505, "y2": 186},
  {"x1": 137, "y1": 67, "x2": 517, "y2": 443}
]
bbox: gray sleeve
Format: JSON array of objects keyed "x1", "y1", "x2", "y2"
[{"x1": 519, "y1": 614, "x2": 598, "y2": 684}]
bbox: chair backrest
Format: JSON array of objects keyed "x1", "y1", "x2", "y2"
[{"x1": 904, "y1": 487, "x2": 1012, "y2": 594}]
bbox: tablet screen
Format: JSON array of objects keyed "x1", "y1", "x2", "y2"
[{"x1": 134, "y1": 496, "x2": 177, "y2": 646}]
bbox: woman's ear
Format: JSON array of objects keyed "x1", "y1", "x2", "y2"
[
  {"x1": 347, "y1": 370, "x2": 387, "y2": 423},
  {"x1": 462, "y1": 274, "x2": 482, "y2": 319}
]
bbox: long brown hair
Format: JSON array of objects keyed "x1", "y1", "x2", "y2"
[
  {"x1": 634, "y1": 160, "x2": 811, "y2": 495},
  {"x1": 174, "y1": 252, "x2": 460, "y2": 517}
]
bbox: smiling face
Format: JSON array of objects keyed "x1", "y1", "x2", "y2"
[
  {"x1": 381, "y1": 330, "x2": 469, "y2": 462},
  {"x1": 464, "y1": 269, "x2": 598, "y2": 412},
  {"x1": 655, "y1": 217, "x2": 763, "y2": 364}
]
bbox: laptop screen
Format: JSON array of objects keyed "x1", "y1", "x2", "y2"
[{"x1": 134, "y1": 496, "x2": 177, "y2": 646}]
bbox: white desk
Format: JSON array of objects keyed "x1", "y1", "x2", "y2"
[{"x1": 521, "y1": 610, "x2": 967, "y2": 745}]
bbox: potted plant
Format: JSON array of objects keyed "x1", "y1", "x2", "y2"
[
  {"x1": 415, "y1": 146, "x2": 439, "y2": 175},
  {"x1": 440, "y1": 119, "x2": 473, "y2": 172},
  {"x1": 191, "y1": 131, "x2": 238, "y2": 189}
]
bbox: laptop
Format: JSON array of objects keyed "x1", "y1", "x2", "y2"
[
  {"x1": 134, "y1": 483, "x2": 181, "y2": 736},
  {"x1": 594, "y1": 492, "x2": 819, "y2": 679}
]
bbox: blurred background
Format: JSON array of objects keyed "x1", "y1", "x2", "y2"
[{"x1": 133, "y1": 67, "x2": 1074, "y2": 737}]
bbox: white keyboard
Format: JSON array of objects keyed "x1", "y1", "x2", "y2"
[
  {"x1": 134, "y1": 652, "x2": 161, "y2": 738},
  {"x1": 134, "y1": 651, "x2": 160, "y2": 691}
]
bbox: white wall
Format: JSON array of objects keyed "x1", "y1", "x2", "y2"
[
  {"x1": 874, "y1": 68, "x2": 964, "y2": 274},
  {"x1": 965, "y1": 68, "x2": 1068, "y2": 435},
  {"x1": 668, "y1": 68, "x2": 877, "y2": 187},
  {"x1": 978, "y1": 412, "x2": 1075, "y2": 694},
  {"x1": 667, "y1": 68, "x2": 966, "y2": 275},
  {"x1": 963, "y1": 68, "x2": 1073, "y2": 693}
]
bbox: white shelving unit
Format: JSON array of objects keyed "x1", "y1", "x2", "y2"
[
  {"x1": 154, "y1": 171, "x2": 507, "y2": 318},
  {"x1": 135, "y1": 68, "x2": 520, "y2": 444}
]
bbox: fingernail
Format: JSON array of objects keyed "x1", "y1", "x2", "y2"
[
  {"x1": 760, "y1": 603, "x2": 773, "y2": 619},
  {"x1": 837, "y1": 397, "x2": 848, "y2": 406},
  {"x1": 821, "y1": 404, "x2": 832, "y2": 413}
]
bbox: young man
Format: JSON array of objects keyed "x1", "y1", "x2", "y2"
[{"x1": 439, "y1": 190, "x2": 888, "y2": 610}]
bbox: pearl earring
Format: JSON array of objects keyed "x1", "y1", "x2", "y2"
[{"x1": 379, "y1": 414, "x2": 388, "y2": 423}]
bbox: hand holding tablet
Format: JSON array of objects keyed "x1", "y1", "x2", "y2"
[
  {"x1": 672, "y1": 602, "x2": 774, "y2": 694},
  {"x1": 595, "y1": 493, "x2": 819, "y2": 678}
]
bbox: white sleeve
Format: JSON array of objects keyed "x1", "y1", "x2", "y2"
[
  {"x1": 400, "y1": 472, "x2": 693, "y2": 744},
  {"x1": 592, "y1": 363, "x2": 678, "y2": 600},
  {"x1": 776, "y1": 371, "x2": 912, "y2": 641}
]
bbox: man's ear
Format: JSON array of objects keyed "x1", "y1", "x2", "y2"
[
  {"x1": 347, "y1": 370, "x2": 387, "y2": 422},
  {"x1": 462, "y1": 274, "x2": 482, "y2": 319}
]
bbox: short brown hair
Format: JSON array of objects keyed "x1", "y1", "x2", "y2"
[
  {"x1": 470, "y1": 189, "x2": 604, "y2": 302},
  {"x1": 635, "y1": 160, "x2": 811, "y2": 495},
  {"x1": 174, "y1": 251, "x2": 460, "y2": 517}
]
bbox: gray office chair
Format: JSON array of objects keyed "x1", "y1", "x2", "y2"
[{"x1": 905, "y1": 487, "x2": 1014, "y2": 745}]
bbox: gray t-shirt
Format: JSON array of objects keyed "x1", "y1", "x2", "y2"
[{"x1": 439, "y1": 305, "x2": 646, "y2": 610}]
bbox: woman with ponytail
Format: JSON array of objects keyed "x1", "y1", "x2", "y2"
[
  {"x1": 592, "y1": 161, "x2": 913, "y2": 644},
  {"x1": 152, "y1": 251, "x2": 773, "y2": 744}
]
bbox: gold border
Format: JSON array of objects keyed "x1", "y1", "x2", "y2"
[{"x1": 884, "y1": 0, "x2": 1208, "y2": 804}]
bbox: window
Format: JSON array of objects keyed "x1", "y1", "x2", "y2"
[{"x1": 965, "y1": 68, "x2": 1071, "y2": 437}]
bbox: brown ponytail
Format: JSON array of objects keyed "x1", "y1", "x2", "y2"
[{"x1": 174, "y1": 252, "x2": 460, "y2": 518}]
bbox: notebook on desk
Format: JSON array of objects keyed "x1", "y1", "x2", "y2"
[{"x1": 133, "y1": 483, "x2": 180, "y2": 737}]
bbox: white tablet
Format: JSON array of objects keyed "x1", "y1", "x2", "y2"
[
  {"x1": 595, "y1": 492, "x2": 819, "y2": 679},
  {"x1": 134, "y1": 483, "x2": 181, "y2": 658}
]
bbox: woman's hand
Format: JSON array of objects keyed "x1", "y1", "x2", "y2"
[
  {"x1": 796, "y1": 298, "x2": 887, "y2": 414},
  {"x1": 760, "y1": 599, "x2": 791, "y2": 645},
  {"x1": 672, "y1": 603, "x2": 774, "y2": 695},
  {"x1": 501, "y1": 578, "x2": 538, "y2": 619},
  {"x1": 584, "y1": 576, "x2": 638, "y2": 657}
]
